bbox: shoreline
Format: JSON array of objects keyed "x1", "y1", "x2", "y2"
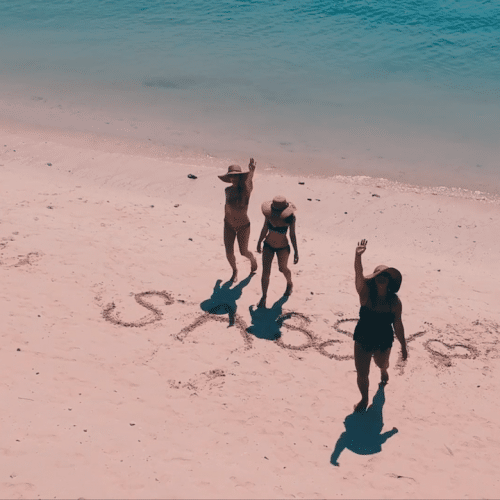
[
  {"x1": 1, "y1": 76, "x2": 500, "y2": 197},
  {"x1": 2, "y1": 115, "x2": 499, "y2": 205}
]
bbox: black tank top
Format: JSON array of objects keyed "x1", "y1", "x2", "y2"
[
  {"x1": 268, "y1": 220, "x2": 289, "y2": 234},
  {"x1": 353, "y1": 305, "x2": 395, "y2": 351}
]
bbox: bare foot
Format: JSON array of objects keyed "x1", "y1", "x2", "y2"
[
  {"x1": 250, "y1": 261, "x2": 258, "y2": 274},
  {"x1": 354, "y1": 399, "x2": 368, "y2": 413},
  {"x1": 229, "y1": 270, "x2": 238, "y2": 283},
  {"x1": 257, "y1": 297, "x2": 266, "y2": 309},
  {"x1": 381, "y1": 369, "x2": 389, "y2": 385},
  {"x1": 284, "y1": 283, "x2": 293, "y2": 296}
]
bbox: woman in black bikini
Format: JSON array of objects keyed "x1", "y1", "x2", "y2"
[
  {"x1": 256, "y1": 196, "x2": 298, "y2": 308},
  {"x1": 219, "y1": 159, "x2": 258, "y2": 283},
  {"x1": 353, "y1": 239, "x2": 407, "y2": 412}
]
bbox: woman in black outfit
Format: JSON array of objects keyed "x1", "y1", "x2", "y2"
[
  {"x1": 256, "y1": 196, "x2": 298, "y2": 309},
  {"x1": 353, "y1": 239, "x2": 407, "y2": 412}
]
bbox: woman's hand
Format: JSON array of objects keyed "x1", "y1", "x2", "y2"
[
  {"x1": 257, "y1": 243, "x2": 262, "y2": 253},
  {"x1": 356, "y1": 239, "x2": 367, "y2": 255},
  {"x1": 401, "y1": 345, "x2": 408, "y2": 361},
  {"x1": 249, "y1": 158, "x2": 256, "y2": 171},
  {"x1": 294, "y1": 252, "x2": 299, "y2": 264}
]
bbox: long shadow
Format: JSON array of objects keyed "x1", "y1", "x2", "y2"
[
  {"x1": 247, "y1": 295, "x2": 289, "y2": 340},
  {"x1": 330, "y1": 383, "x2": 398, "y2": 466},
  {"x1": 200, "y1": 275, "x2": 253, "y2": 327}
]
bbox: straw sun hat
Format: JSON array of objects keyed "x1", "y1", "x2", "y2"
[
  {"x1": 365, "y1": 265, "x2": 402, "y2": 293},
  {"x1": 218, "y1": 165, "x2": 249, "y2": 183},
  {"x1": 261, "y1": 195, "x2": 297, "y2": 219}
]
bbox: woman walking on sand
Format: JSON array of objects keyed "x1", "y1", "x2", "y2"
[
  {"x1": 256, "y1": 196, "x2": 298, "y2": 308},
  {"x1": 219, "y1": 158, "x2": 258, "y2": 282},
  {"x1": 353, "y1": 239, "x2": 407, "y2": 412}
]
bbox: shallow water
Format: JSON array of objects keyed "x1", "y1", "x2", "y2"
[{"x1": 1, "y1": 0, "x2": 499, "y2": 193}]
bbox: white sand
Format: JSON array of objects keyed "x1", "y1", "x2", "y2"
[{"x1": 1, "y1": 119, "x2": 499, "y2": 499}]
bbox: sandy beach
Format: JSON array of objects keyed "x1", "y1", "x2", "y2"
[{"x1": 1, "y1": 119, "x2": 499, "y2": 499}]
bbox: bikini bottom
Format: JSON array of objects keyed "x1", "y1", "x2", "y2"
[
  {"x1": 263, "y1": 240, "x2": 291, "y2": 254},
  {"x1": 224, "y1": 218, "x2": 250, "y2": 234}
]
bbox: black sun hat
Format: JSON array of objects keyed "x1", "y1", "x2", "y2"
[{"x1": 366, "y1": 265, "x2": 402, "y2": 293}]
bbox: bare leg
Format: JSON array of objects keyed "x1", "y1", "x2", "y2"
[
  {"x1": 354, "y1": 342, "x2": 372, "y2": 412},
  {"x1": 373, "y1": 348, "x2": 391, "y2": 385},
  {"x1": 223, "y1": 221, "x2": 238, "y2": 282},
  {"x1": 236, "y1": 224, "x2": 258, "y2": 274},
  {"x1": 276, "y1": 247, "x2": 292, "y2": 296},
  {"x1": 258, "y1": 245, "x2": 274, "y2": 308}
]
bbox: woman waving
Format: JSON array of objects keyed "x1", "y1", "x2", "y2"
[
  {"x1": 218, "y1": 158, "x2": 258, "y2": 282},
  {"x1": 353, "y1": 239, "x2": 407, "y2": 412}
]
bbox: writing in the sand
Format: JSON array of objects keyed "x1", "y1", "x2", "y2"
[{"x1": 101, "y1": 291, "x2": 495, "y2": 367}]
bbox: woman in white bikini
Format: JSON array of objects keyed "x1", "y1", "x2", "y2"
[
  {"x1": 218, "y1": 158, "x2": 258, "y2": 283},
  {"x1": 256, "y1": 196, "x2": 298, "y2": 308}
]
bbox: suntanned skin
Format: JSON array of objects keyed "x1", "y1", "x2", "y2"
[
  {"x1": 353, "y1": 239, "x2": 407, "y2": 412},
  {"x1": 256, "y1": 210, "x2": 299, "y2": 309},
  {"x1": 223, "y1": 158, "x2": 258, "y2": 283}
]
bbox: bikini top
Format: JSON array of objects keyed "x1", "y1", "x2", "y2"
[{"x1": 268, "y1": 220, "x2": 289, "y2": 234}]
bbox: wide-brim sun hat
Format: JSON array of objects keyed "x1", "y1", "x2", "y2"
[
  {"x1": 261, "y1": 195, "x2": 297, "y2": 219},
  {"x1": 366, "y1": 265, "x2": 402, "y2": 293},
  {"x1": 218, "y1": 164, "x2": 249, "y2": 183}
]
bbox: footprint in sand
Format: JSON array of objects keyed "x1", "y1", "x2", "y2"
[
  {"x1": 14, "y1": 252, "x2": 43, "y2": 267},
  {"x1": 168, "y1": 369, "x2": 226, "y2": 393},
  {"x1": 0, "y1": 251, "x2": 43, "y2": 268}
]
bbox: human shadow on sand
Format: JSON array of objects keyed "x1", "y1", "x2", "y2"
[
  {"x1": 330, "y1": 383, "x2": 398, "y2": 466},
  {"x1": 247, "y1": 296, "x2": 289, "y2": 341},
  {"x1": 200, "y1": 275, "x2": 253, "y2": 327}
]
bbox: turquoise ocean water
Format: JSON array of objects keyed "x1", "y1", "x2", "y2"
[{"x1": 1, "y1": 0, "x2": 499, "y2": 193}]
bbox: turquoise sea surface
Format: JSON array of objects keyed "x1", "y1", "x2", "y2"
[{"x1": 1, "y1": 0, "x2": 499, "y2": 193}]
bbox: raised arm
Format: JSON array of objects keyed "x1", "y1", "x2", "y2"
[
  {"x1": 244, "y1": 157, "x2": 256, "y2": 193},
  {"x1": 355, "y1": 239, "x2": 368, "y2": 300},
  {"x1": 392, "y1": 297, "x2": 407, "y2": 360}
]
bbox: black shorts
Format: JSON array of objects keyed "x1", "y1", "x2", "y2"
[
  {"x1": 355, "y1": 339, "x2": 393, "y2": 353},
  {"x1": 354, "y1": 325, "x2": 394, "y2": 352},
  {"x1": 263, "y1": 240, "x2": 291, "y2": 254}
]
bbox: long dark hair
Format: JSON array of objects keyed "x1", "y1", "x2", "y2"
[
  {"x1": 236, "y1": 175, "x2": 246, "y2": 190},
  {"x1": 367, "y1": 278, "x2": 397, "y2": 307}
]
